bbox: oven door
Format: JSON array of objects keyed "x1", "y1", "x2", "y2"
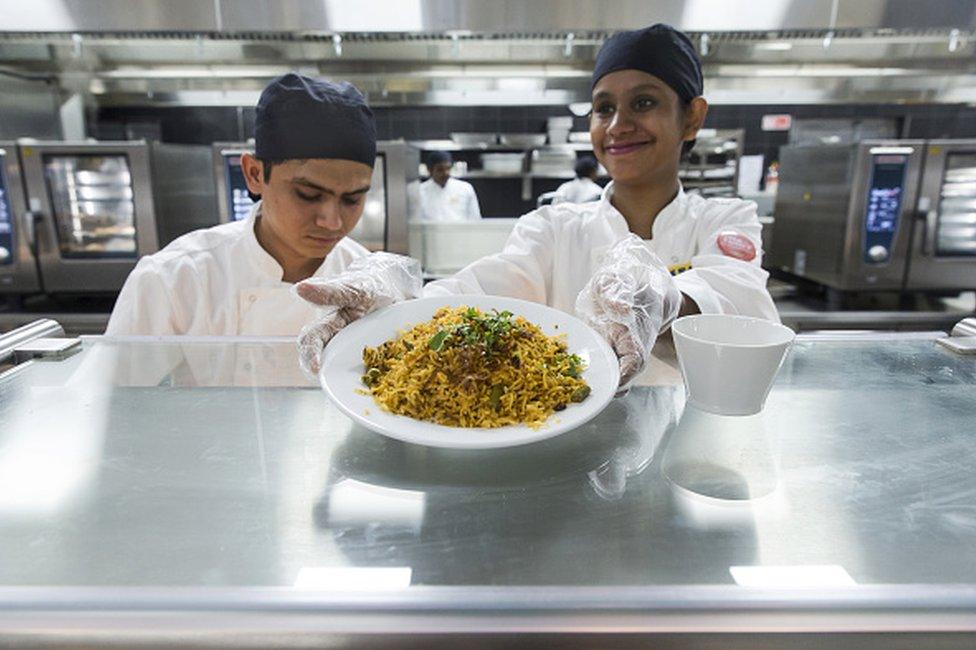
[
  {"x1": 18, "y1": 142, "x2": 158, "y2": 293},
  {"x1": 906, "y1": 139, "x2": 976, "y2": 291},
  {"x1": 0, "y1": 141, "x2": 41, "y2": 294}
]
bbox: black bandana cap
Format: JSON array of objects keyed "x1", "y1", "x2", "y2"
[
  {"x1": 254, "y1": 73, "x2": 377, "y2": 166},
  {"x1": 427, "y1": 151, "x2": 453, "y2": 167},
  {"x1": 591, "y1": 24, "x2": 703, "y2": 103}
]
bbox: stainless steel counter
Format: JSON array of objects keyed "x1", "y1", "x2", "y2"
[{"x1": 1, "y1": 334, "x2": 975, "y2": 647}]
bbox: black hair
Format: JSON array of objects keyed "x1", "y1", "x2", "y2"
[
  {"x1": 427, "y1": 151, "x2": 453, "y2": 169},
  {"x1": 680, "y1": 99, "x2": 696, "y2": 156},
  {"x1": 257, "y1": 158, "x2": 285, "y2": 183},
  {"x1": 256, "y1": 158, "x2": 315, "y2": 183},
  {"x1": 574, "y1": 156, "x2": 599, "y2": 178}
]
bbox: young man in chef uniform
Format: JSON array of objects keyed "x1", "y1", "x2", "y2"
[
  {"x1": 106, "y1": 73, "x2": 416, "y2": 336},
  {"x1": 296, "y1": 25, "x2": 778, "y2": 388}
]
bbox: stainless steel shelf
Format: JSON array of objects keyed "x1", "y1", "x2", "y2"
[
  {"x1": 458, "y1": 172, "x2": 610, "y2": 180},
  {"x1": 409, "y1": 140, "x2": 595, "y2": 153}
]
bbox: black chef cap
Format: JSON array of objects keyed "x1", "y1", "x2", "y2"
[
  {"x1": 427, "y1": 151, "x2": 453, "y2": 167},
  {"x1": 255, "y1": 73, "x2": 376, "y2": 166},
  {"x1": 591, "y1": 24, "x2": 703, "y2": 103}
]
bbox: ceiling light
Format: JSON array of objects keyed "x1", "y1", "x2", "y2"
[{"x1": 568, "y1": 101, "x2": 590, "y2": 117}]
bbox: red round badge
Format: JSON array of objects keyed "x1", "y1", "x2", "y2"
[{"x1": 716, "y1": 232, "x2": 757, "y2": 261}]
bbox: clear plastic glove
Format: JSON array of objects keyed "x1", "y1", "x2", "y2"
[
  {"x1": 295, "y1": 252, "x2": 422, "y2": 376},
  {"x1": 575, "y1": 234, "x2": 682, "y2": 389}
]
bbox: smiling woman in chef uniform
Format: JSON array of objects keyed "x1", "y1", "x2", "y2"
[
  {"x1": 106, "y1": 73, "x2": 418, "y2": 336},
  {"x1": 297, "y1": 24, "x2": 778, "y2": 386}
]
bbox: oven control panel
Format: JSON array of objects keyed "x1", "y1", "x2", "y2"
[
  {"x1": 224, "y1": 154, "x2": 255, "y2": 222},
  {"x1": 863, "y1": 153, "x2": 909, "y2": 264},
  {"x1": 0, "y1": 150, "x2": 14, "y2": 266}
]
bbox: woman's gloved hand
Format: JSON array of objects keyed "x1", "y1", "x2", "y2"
[
  {"x1": 575, "y1": 234, "x2": 683, "y2": 389},
  {"x1": 296, "y1": 252, "x2": 422, "y2": 375}
]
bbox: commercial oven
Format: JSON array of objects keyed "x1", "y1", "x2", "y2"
[
  {"x1": 15, "y1": 140, "x2": 215, "y2": 295},
  {"x1": 213, "y1": 140, "x2": 417, "y2": 254},
  {"x1": 768, "y1": 139, "x2": 976, "y2": 294},
  {"x1": 18, "y1": 140, "x2": 159, "y2": 294},
  {"x1": 148, "y1": 142, "x2": 218, "y2": 248},
  {"x1": 0, "y1": 141, "x2": 40, "y2": 293}
]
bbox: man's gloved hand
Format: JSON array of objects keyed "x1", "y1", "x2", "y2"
[
  {"x1": 575, "y1": 235, "x2": 682, "y2": 389},
  {"x1": 296, "y1": 252, "x2": 422, "y2": 375}
]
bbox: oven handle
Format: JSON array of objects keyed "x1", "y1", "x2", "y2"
[
  {"x1": 923, "y1": 209, "x2": 938, "y2": 256},
  {"x1": 22, "y1": 208, "x2": 36, "y2": 251},
  {"x1": 22, "y1": 205, "x2": 48, "y2": 293}
]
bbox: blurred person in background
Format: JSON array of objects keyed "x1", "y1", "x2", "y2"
[
  {"x1": 554, "y1": 156, "x2": 603, "y2": 204},
  {"x1": 418, "y1": 151, "x2": 483, "y2": 221}
]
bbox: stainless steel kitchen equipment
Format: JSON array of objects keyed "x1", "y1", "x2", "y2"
[
  {"x1": 0, "y1": 140, "x2": 39, "y2": 294},
  {"x1": 768, "y1": 140, "x2": 941, "y2": 293},
  {"x1": 680, "y1": 129, "x2": 744, "y2": 198},
  {"x1": 148, "y1": 143, "x2": 218, "y2": 248},
  {"x1": 904, "y1": 139, "x2": 976, "y2": 291},
  {"x1": 15, "y1": 140, "x2": 216, "y2": 295},
  {"x1": 4, "y1": 332, "x2": 976, "y2": 648},
  {"x1": 213, "y1": 140, "x2": 418, "y2": 255},
  {"x1": 17, "y1": 140, "x2": 158, "y2": 294}
]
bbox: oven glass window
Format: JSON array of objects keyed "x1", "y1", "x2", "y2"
[
  {"x1": 937, "y1": 153, "x2": 976, "y2": 256},
  {"x1": 43, "y1": 154, "x2": 137, "y2": 258}
]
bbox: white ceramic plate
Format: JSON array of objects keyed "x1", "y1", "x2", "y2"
[{"x1": 319, "y1": 295, "x2": 619, "y2": 449}]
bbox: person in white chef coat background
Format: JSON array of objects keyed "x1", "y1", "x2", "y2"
[
  {"x1": 106, "y1": 72, "x2": 418, "y2": 337},
  {"x1": 554, "y1": 156, "x2": 603, "y2": 204},
  {"x1": 296, "y1": 24, "x2": 778, "y2": 387},
  {"x1": 418, "y1": 151, "x2": 483, "y2": 221}
]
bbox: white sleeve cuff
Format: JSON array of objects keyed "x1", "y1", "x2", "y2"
[{"x1": 673, "y1": 270, "x2": 723, "y2": 315}]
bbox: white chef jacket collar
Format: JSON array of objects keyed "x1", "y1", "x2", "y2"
[
  {"x1": 597, "y1": 181, "x2": 687, "y2": 240},
  {"x1": 245, "y1": 201, "x2": 337, "y2": 283}
]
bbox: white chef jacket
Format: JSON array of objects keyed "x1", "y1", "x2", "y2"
[
  {"x1": 418, "y1": 177, "x2": 482, "y2": 221},
  {"x1": 424, "y1": 182, "x2": 778, "y2": 322},
  {"x1": 106, "y1": 202, "x2": 370, "y2": 336},
  {"x1": 554, "y1": 177, "x2": 603, "y2": 204}
]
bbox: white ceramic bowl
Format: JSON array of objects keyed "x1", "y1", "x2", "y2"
[{"x1": 672, "y1": 315, "x2": 796, "y2": 416}]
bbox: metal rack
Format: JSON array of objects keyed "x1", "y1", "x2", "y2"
[{"x1": 679, "y1": 129, "x2": 744, "y2": 198}]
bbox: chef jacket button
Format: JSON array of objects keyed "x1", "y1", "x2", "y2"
[
  {"x1": 248, "y1": 294, "x2": 257, "y2": 303},
  {"x1": 243, "y1": 362, "x2": 252, "y2": 371}
]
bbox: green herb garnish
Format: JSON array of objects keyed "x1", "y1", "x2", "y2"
[
  {"x1": 428, "y1": 329, "x2": 450, "y2": 351},
  {"x1": 428, "y1": 308, "x2": 516, "y2": 355},
  {"x1": 490, "y1": 384, "x2": 505, "y2": 410}
]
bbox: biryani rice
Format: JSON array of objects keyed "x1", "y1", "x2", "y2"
[{"x1": 361, "y1": 306, "x2": 590, "y2": 428}]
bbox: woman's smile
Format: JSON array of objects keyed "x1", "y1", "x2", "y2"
[{"x1": 604, "y1": 140, "x2": 651, "y2": 156}]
